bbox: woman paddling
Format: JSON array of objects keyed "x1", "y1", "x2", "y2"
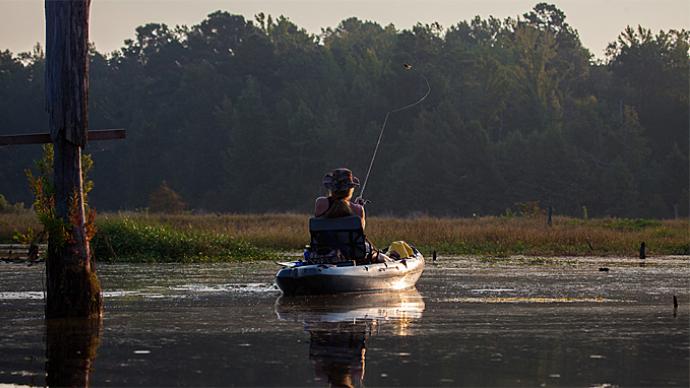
[{"x1": 315, "y1": 168, "x2": 366, "y2": 228}]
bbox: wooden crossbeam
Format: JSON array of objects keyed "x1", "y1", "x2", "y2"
[{"x1": 0, "y1": 129, "x2": 126, "y2": 146}]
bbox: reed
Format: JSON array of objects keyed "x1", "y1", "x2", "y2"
[{"x1": 1, "y1": 211, "x2": 687, "y2": 261}]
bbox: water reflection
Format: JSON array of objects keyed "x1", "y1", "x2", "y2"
[
  {"x1": 276, "y1": 289, "x2": 424, "y2": 387},
  {"x1": 2, "y1": 260, "x2": 687, "y2": 386},
  {"x1": 45, "y1": 317, "x2": 102, "y2": 387}
]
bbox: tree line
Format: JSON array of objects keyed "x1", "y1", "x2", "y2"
[{"x1": 1, "y1": 3, "x2": 688, "y2": 218}]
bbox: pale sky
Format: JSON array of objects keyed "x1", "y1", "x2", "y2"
[{"x1": 1, "y1": 0, "x2": 688, "y2": 59}]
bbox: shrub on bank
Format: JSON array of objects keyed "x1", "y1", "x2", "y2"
[
  {"x1": 91, "y1": 217, "x2": 270, "y2": 262},
  {"x1": 0, "y1": 194, "x2": 26, "y2": 214}
]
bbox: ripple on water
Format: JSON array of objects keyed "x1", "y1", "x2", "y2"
[
  {"x1": 435, "y1": 296, "x2": 627, "y2": 303},
  {"x1": 168, "y1": 283, "x2": 279, "y2": 294},
  {"x1": 0, "y1": 259, "x2": 687, "y2": 387},
  {"x1": 470, "y1": 288, "x2": 516, "y2": 293},
  {"x1": 0, "y1": 291, "x2": 44, "y2": 300},
  {"x1": 0, "y1": 283, "x2": 278, "y2": 301}
]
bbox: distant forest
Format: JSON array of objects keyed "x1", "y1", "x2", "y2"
[{"x1": 1, "y1": 3, "x2": 688, "y2": 218}]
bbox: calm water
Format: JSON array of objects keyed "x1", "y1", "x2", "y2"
[{"x1": 1, "y1": 256, "x2": 688, "y2": 386}]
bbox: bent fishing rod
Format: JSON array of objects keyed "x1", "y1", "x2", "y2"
[{"x1": 357, "y1": 64, "x2": 431, "y2": 201}]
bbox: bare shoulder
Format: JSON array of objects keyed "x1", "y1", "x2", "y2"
[
  {"x1": 350, "y1": 202, "x2": 364, "y2": 217},
  {"x1": 314, "y1": 197, "x2": 329, "y2": 216}
]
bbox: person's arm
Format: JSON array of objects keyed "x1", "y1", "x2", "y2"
[
  {"x1": 351, "y1": 202, "x2": 366, "y2": 228},
  {"x1": 314, "y1": 197, "x2": 328, "y2": 217}
]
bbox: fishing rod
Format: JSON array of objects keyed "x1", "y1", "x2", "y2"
[{"x1": 358, "y1": 64, "x2": 431, "y2": 201}]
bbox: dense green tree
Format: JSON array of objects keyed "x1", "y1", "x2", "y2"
[{"x1": 0, "y1": 4, "x2": 687, "y2": 218}]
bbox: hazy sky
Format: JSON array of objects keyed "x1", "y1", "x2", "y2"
[{"x1": 1, "y1": 0, "x2": 688, "y2": 59}]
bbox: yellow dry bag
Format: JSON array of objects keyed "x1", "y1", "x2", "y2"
[{"x1": 388, "y1": 241, "x2": 414, "y2": 258}]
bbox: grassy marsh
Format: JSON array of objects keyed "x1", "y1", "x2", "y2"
[{"x1": 1, "y1": 212, "x2": 687, "y2": 262}]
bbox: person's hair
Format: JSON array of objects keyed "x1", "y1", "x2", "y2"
[
  {"x1": 323, "y1": 188, "x2": 354, "y2": 218},
  {"x1": 331, "y1": 188, "x2": 353, "y2": 200}
]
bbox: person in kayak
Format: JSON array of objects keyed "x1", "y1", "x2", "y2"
[{"x1": 315, "y1": 168, "x2": 366, "y2": 228}]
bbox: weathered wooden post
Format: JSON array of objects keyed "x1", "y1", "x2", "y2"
[
  {"x1": 639, "y1": 241, "x2": 646, "y2": 260},
  {"x1": 44, "y1": 0, "x2": 102, "y2": 318},
  {"x1": 547, "y1": 206, "x2": 553, "y2": 227}
]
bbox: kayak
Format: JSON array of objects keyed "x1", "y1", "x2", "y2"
[
  {"x1": 276, "y1": 215, "x2": 425, "y2": 295},
  {"x1": 275, "y1": 250, "x2": 424, "y2": 295}
]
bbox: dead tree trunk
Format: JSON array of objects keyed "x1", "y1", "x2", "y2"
[{"x1": 45, "y1": 0, "x2": 102, "y2": 318}]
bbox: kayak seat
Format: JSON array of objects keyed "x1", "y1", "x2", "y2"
[{"x1": 309, "y1": 216, "x2": 367, "y2": 261}]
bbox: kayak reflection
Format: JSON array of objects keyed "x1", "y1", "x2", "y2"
[{"x1": 275, "y1": 289, "x2": 425, "y2": 387}]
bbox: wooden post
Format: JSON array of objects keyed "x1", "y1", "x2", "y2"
[
  {"x1": 673, "y1": 204, "x2": 679, "y2": 220},
  {"x1": 44, "y1": 0, "x2": 102, "y2": 318},
  {"x1": 639, "y1": 242, "x2": 646, "y2": 260},
  {"x1": 547, "y1": 206, "x2": 553, "y2": 227}
]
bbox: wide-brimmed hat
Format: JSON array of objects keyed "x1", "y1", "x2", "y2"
[{"x1": 323, "y1": 168, "x2": 360, "y2": 191}]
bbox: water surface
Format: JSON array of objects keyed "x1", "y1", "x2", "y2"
[{"x1": 1, "y1": 256, "x2": 688, "y2": 386}]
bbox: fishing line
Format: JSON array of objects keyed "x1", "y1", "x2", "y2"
[{"x1": 359, "y1": 65, "x2": 431, "y2": 199}]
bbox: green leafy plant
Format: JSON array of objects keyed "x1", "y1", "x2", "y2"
[
  {"x1": 24, "y1": 144, "x2": 97, "y2": 249},
  {"x1": 91, "y1": 217, "x2": 269, "y2": 262}
]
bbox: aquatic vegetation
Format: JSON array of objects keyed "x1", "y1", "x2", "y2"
[
  {"x1": 90, "y1": 216, "x2": 272, "y2": 263},
  {"x1": 602, "y1": 218, "x2": 662, "y2": 231},
  {"x1": 1, "y1": 212, "x2": 687, "y2": 261},
  {"x1": 477, "y1": 256, "x2": 578, "y2": 266}
]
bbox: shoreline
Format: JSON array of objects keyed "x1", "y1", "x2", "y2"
[{"x1": 1, "y1": 212, "x2": 687, "y2": 263}]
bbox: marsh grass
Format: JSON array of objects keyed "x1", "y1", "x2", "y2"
[
  {"x1": 1, "y1": 211, "x2": 687, "y2": 261},
  {"x1": 91, "y1": 216, "x2": 269, "y2": 262}
]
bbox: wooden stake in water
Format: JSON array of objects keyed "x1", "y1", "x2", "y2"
[
  {"x1": 639, "y1": 242, "x2": 646, "y2": 260},
  {"x1": 547, "y1": 206, "x2": 553, "y2": 227}
]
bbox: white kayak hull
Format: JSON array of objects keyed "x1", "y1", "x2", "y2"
[{"x1": 275, "y1": 253, "x2": 424, "y2": 295}]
